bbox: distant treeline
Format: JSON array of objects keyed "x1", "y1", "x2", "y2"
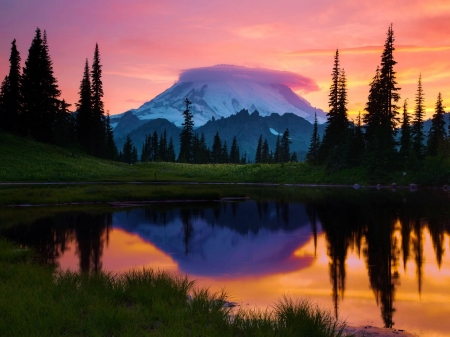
[{"x1": 305, "y1": 24, "x2": 450, "y2": 181}]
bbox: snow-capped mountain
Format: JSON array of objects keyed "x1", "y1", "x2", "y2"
[{"x1": 118, "y1": 65, "x2": 326, "y2": 127}]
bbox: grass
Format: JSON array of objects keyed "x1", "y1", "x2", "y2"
[{"x1": 0, "y1": 237, "x2": 351, "y2": 336}]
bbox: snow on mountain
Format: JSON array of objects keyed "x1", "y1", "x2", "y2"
[{"x1": 120, "y1": 65, "x2": 326, "y2": 127}]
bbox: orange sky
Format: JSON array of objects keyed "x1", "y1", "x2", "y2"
[{"x1": 1, "y1": 0, "x2": 449, "y2": 120}]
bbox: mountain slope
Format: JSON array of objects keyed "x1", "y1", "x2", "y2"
[{"x1": 113, "y1": 65, "x2": 326, "y2": 129}]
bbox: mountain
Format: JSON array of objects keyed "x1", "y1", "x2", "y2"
[
  {"x1": 113, "y1": 65, "x2": 326, "y2": 129},
  {"x1": 115, "y1": 109, "x2": 325, "y2": 161}
]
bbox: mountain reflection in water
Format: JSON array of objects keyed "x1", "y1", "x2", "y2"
[{"x1": 2, "y1": 189, "x2": 450, "y2": 334}]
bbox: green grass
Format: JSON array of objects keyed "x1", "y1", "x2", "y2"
[
  {"x1": 0, "y1": 130, "x2": 360, "y2": 184},
  {"x1": 0, "y1": 237, "x2": 351, "y2": 336}
]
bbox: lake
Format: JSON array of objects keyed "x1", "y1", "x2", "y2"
[{"x1": 2, "y1": 186, "x2": 449, "y2": 336}]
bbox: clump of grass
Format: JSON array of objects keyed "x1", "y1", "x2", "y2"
[{"x1": 0, "y1": 236, "x2": 350, "y2": 336}]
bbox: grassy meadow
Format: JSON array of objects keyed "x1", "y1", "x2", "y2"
[{"x1": 0, "y1": 237, "x2": 350, "y2": 337}]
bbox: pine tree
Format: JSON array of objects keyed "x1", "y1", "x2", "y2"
[
  {"x1": 411, "y1": 75, "x2": 425, "y2": 159},
  {"x1": 318, "y1": 50, "x2": 349, "y2": 167},
  {"x1": 221, "y1": 141, "x2": 229, "y2": 163},
  {"x1": 151, "y1": 131, "x2": 159, "y2": 161},
  {"x1": 255, "y1": 135, "x2": 262, "y2": 163},
  {"x1": 141, "y1": 135, "x2": 151, "y2": 162},
  {"x1": 306, "y1": 112, "x2": 321, "y2": 165},
  {"x1": 427, "y1": 93, "x2": 447, "y2": 156},
  {"x1": 76, "y1": 59, "x2": 92, "y2": 152},
  {"x1": 105, "y1": 113, "x2": 118, "y2": 160},
  {"x1": 399, "y1": 99, "x2": 412, "y2": 165},
  {"x1": 121, "y1": 134, "x2": 133, "y2": 164},
  {"x1": 274, "y1": 135, "x2": 281, "y2": 163},
  {"x1": 178, "y1": 98, "x2": 194, "y2": 162},
  {"x1": 90, "y1": 44, "x2": 107, "y2": 157},
  {"x1": 131, "y1": 146, "x2": 138, "y2": 164},
  {"x1": 0, "y1": 39, "x2": 21, "y2": 134},
  {"x1": 281, "y1": 128, "x2": 291, "y2": 162},
  {"x1": 363, "y1": 25, "x2": 400, "y2": 175},
  {"x1": 261, "y1": 138, "x2": 270, "y2": 163},
  {"x1": 199, "y1": 133, "x2": 209, "y2": 163},
  {"x1": 167, "y1": 137, "x2": 176, "y2": 162},
  {"x1": 21, "y1": 28, "x2": 61, "y2": 142},
  {"x1": 211, "y1": 131, "x2": 222, "y2": 163},
  {"x1": 53, "y1": 99, "x2": 75, "y2": 147},
  {"x1": 230, "y1": 136, "x2": 240, "y2": 164},
  {"x1": 159, "y1": 129, "x2": 168, "y2": 161}
]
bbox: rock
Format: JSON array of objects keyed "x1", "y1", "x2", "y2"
[{"x1": 409, "y1": 183, "x2": 418, "y2": 191}]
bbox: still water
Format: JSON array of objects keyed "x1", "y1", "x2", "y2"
[{"x1": 2, "y1": 187, "x2": 450, "y2": 336}]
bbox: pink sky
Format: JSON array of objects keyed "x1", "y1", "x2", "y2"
[{"x1": 1, "y1": 0, "x2": 449, "y2": 120}]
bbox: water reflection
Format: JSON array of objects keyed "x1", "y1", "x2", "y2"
[{"x1": 1, "y1": 189, "x2": 450, "y2": 333}]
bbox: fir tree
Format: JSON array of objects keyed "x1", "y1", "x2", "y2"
[
  {"x1": 427, "y1": 93, "x2": 447, "y2": 156},
  {"x1": 255, "y1": 135, "x2": 262, "y2": 163},
  {"x1": 363, "y1": 25, "x2": 400, "y2": 175},
  {"x1": 159, "y1": 129, "x2": 168, "y2": 161},
  {"x1": 274, "y1": 135, "x2": 281, "y2": 163},
  {"x1": 0, "y1": 39, "x2": 21, "y2": 134},
  {"x1": 319, "y1": 50, "x2": 349, "y2": 165},
  {"x1": 199, "y1": 133, "x2": 209, "y2": 163},
  {"x1": 121, "y1": 134, "x2": 134, "y2": 164},
  {"x1": 261, "y1": 138, "x2": 270, "y2": 163},
  {"x1": 230, "y1": 136, "x2": 240, "y2": 164},
  {"x1": 76, "y1": 59, "x2": 92, "y2": 152},
  {"x1": 21, "y1": 28, "x2": 61, "y2": 142},
  {"x1": 167, "y1": 137, "x2": 176, "y2": 162},
  {"x1": 151, "y1": 131, "x2": 159, "y2": 161},
  {"x1": 411, "y1": 74, "x2": 425, "y2": 159},
  {"x1": 211, "y1": 131, "x2": 222, "y2": 163},
  {"x1": 221, "y1": 140, "x2": 229, "y2": 163},
  {"x1": 398, "y1": 99, "x2": 411, "y2": 165},
  {"x1": 281, "y1": 128, "x2": 291, "y2": 162},
  {"x1": 306, "y1": 112, "x2": 321, "y2": 165},
  {"x1": 131, "y1": 146, "x2": 138, "y2": 164},
  {"x1": 90, "y1": 44, "x2": 107, "y2": 157},
  {"x1": 141, "y1": 134, "x2": 151, "y2": 162},
  {"x1": 53, "y1": 99, "x2": 75, "y2": 147},
  {"x1": 178, "y1": 98, "x2": 194, "y2": 162},
  {"x1": 105, "y1": 113, "x2": 118, "y2": 160}
]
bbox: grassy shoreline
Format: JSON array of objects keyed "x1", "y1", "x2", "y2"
[{"x1": 0, "y1": 237, "x2": 349, "y2": 336}]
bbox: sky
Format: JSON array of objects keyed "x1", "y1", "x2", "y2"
[{"x1": 1, "y1": 0, "x2": 449, "y2": 121}]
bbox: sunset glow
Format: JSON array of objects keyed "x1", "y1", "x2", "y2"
[{"x1": 1, "y1": 0, "x2": 449, "y2": 120}]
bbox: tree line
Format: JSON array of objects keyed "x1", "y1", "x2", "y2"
[
  {"x1": 0, "y1": 28, "x2": 117, "y2": 160},
  {"x1": 306, "y1": 24, "x2": 449, "y2": 180}
]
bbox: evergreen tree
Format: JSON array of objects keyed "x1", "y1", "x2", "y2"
[
  {"x1": 199, "y1": 133, "x2": 209, "y2": 163},
  {"x1": 121, "y1": 134, "x2": 133, "y2": 164},
  {"x1": 167, "y1": 137, "x2": 176, "y2": 162},
  {"x1": 0, "y1": 39, "x2": 21, "y2": 134},
  {"x1": 192, "y1": 133, "x2": 200, "y2": 163},
  {"x1": 349, "y1": 112, "x2": 365, "y2": 167},
  {"x1": 221, "y1": 140, "x2": 229, "y2": 163},
  {"x1": 411, "y1": 74, "x2": 425, "y2": 160},
  {"x1": 261, "y1": 138, "x2": 270, "y2": 163},
  {"x1": 319, "y1": 50, "x2": 349, "y2": 166},
  {"x1": 274, "y1": 135, "x2": 281, "y2": 163},
  {"x1": 178, "y1": 98, "x2": 194, "y2": 162},
  {"x1": 290, "y1": 152, "x2": 298, "y2": 162},
  {"x1": 399, "y1": 100, "x2": 412, "y2": 165},
  {"x1": 427, "y1": 93, "x2": 447, "y2": 156},
  {"x1": 363, "y1": 25, "x2": 400, "y2": 175},
  {"x1": 255, "y1": 134, "x2": 262, "y2": 163},
  {"x1": 21, "y1": 28, "x2": 61, "y2": 142},
  {"x1": 131, "y1": 146, "x2": 138, "y2": 164},
  {"x1": 53, "y1": 99, "x2": 75, "y2": 147},
  {"x1": 211, "y1": 131, "x2": 222, "y2": 163},
  {"x1": 281, "y1": 128, "x2": 291, "y2": 162},
  {"x1": 90, "y1": 44, "x2": 107, "y2": 157},
  {"x1": 306, "y1": 112, "x2": 321, "y2": 165},
  {"x1": 151, "y1": 131, "x2": 159, "y2": 161},
  {"x1": 159, "y1": 129, "x2": 168, "y2": 161},
  {"x1": 141, "y1": 134, "x2": 151, "y2": 162},
  {"x1": 76, "y1": 59, "x2": 92, "y2": 152},
  {"x1": 105, "y1": 113, "x2": 118, "y2": 160},
  {"x1": 230, "y1": 136, "x2": 240, "y2": 164}
]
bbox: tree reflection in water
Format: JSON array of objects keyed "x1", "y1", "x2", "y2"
[{"x1": 1, "y1": 189, "x2": 449, "y2": 329}]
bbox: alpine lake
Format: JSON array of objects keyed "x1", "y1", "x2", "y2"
[{"x1": 2, "y1": 184, "x2": 450, "y2": 336}]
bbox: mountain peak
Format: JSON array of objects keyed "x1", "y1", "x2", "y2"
[{"x1": 123, "y1": 65, "x2": 326, "y2": 127}]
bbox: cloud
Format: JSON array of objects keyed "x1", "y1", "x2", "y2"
[{"x1": 178, "y1": 64, "x2": 319, "y2": 93}]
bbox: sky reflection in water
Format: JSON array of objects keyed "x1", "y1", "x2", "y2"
[{"x1": 3, "y1": 190, "x2": 450, "y2": 336}]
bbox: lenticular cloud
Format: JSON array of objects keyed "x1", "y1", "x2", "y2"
[{"x1": 178, "y1": 64, "x2": 319, "y2": 93}]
